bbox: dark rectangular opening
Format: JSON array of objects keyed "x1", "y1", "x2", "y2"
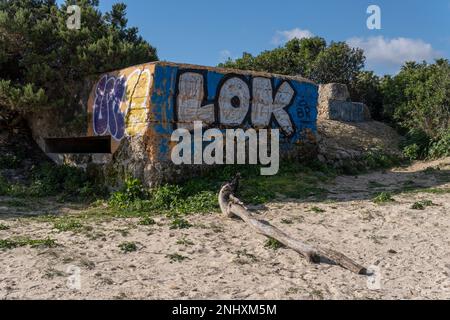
[{"x1": 44, "y1": 136, "x2": 111, "y2": 154}]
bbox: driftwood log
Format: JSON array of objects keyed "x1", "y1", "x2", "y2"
[{"x1": 218, "y1": 174, "x2": 367, "y2": 275}]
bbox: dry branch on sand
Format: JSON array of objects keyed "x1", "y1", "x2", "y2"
[{"x1": 218, "y1": 174, "x2": 367, "y2": 275}]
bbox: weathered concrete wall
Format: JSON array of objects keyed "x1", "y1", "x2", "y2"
[
  {"x1": 30, "y1": 62, "x2": 319, "y2": 186},
  {"x1": 318, "y1": 83, "x2": 371, "y2": 122}
]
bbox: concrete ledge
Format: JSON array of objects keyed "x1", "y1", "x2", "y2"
[{"x1": 327, "y1": 101, "x2": 371, "y2": 122}]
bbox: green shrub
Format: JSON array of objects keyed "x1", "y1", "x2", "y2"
[
  {"x1": 429, "y1": 131, "x2": 450, "y2": 159},
  {"x1": 403, "y1": 144, "x2": 422, "y2": 161},
  {"x1": 149, "y1": 185, "x2": 183, "y2": 211},
  {"x1": 364, "y1": 150, "x2": 401, "y2": 170},
  {"x1": 109, "y1": 178, "x2": 148, "y2": 209},
  {"x1": 0, "y1": 154, "x2": 21, "y2": 169},
  {"x1": 400, "y1": 129, "x2": 431, "y2": 160}
]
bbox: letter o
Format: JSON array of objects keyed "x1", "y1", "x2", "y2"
[{"x1": 218, "y1": 77, "x2": 250, "y2": 126}]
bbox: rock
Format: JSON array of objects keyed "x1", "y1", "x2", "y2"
[
  {"x1": 319, "y1": 83, "x2": 350, "y2": 102},
  {"x1": 318, "y1": 83, "x2": 372, "y2": 122},
  {"x1": 317, "y1": 154, "x2": 327, "y2": 163},
  {"x1": 327, "y1": 101, "x2": 372, "y2": 122}
]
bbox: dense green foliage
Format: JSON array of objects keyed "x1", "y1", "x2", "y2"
[
  {"x1": 382, "y1": 60, "x2": 450, "y2": 159},
  {"x1": 0, "y1": 0, "x2": 157, "y2": 122},
  {"x1": 220, "y1": 37, "x2": 364, "y2": 91},
  {"x1": 0, "y1": 162, "x2": 102, "y2": 199},
  {"x1": 221, "y1": 38, "x2": 449, "y2": 159}
]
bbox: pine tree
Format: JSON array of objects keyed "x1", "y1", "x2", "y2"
[{"x1": 0, "y1": 0, "x2": 158, "y2": 127}]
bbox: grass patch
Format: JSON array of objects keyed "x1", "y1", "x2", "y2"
[
  {"x1": 138, "y1": 216, "x2": 156, "y2": 226},
  {"x1": 166, "y1": 253, "x2": 190, "y2": 263},
  {"x1": 53, "y1": 220, "x2": 84, "y2": 232},
  {"x1": 108, "y1": 161, "x2": 334, "y2": 219},
  {"x1": 108, "y1": 179, "x2": 219, "y2": 217},
  {"x1": 176, "y1": 237, "x2": 194, "y2": 246},
  {"x1": 264, "y1": 237, "x2": 284, "y2": 250},
  {"x1": 0, "y1": 223, "x2": 10, "y2": 230},
  {"x1": 0, "y1": 163, "x2": 105, "y2": 200},
  {"x1": 415, "y1": 188, "x2": 450, "y2": 194},
  {"x1": 118, "y1": 241, "x2": 138, "y2": 253},
  {"x1": 0, "y1": 237, "x2": 57, "y2": 250},
  {"x1": 235, "y1": 249, "x2": 258, "y2": 264},
  {"x1": 310, "y1": 206, "x2": 326, "y2": 213},
  {"x1": 411, "y1": 200, "x2": 435, "y2": 210},
  {"x1": 373, "y1": 192, "x2": 395, "y2": 204},
  {"x1": 170, "y1": 218, "x2": 192, "y2": 230}
]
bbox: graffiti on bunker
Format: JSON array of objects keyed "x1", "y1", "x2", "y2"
[
  {"x1": 89, "y1": 63, "x2": 318, "y2": 159},
  {"x1": 175, "y1": 71, "x2": 298, "y2": 136},
  {"x1": 92, "y1": 67, "x2": 152, "y2": 140}
]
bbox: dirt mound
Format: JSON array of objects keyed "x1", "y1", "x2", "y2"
[{"x1": 317, "y1": 120, "x2": 403, "y2": 165}]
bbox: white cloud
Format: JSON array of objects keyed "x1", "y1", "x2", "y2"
[
  {"x1": 347, "y1": 36, "x2": 440, "y2": 73},
  {"x1": 219, "y1": 49, "x2": 232, "y2": 62},
  {"x1": 272, "y1": 28, "x2": 314, "y2": 45}
]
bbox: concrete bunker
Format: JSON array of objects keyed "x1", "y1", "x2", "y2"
[{"x1": 29, "y1": 62, "x2": 323, "y2": 187}]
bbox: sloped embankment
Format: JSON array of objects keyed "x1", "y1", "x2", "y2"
[{"x1": 316, "y1": 119, "x2": 403, "y2": 167}]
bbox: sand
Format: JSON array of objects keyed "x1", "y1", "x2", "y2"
[{"x1": 1, "y1": 158, "x2": 449, "y2": 300}]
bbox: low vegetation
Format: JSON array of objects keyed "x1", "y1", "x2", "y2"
[
  {"x1": 310, "y1": 206, "x2": 326, "y2": 213},
  {"x1": 0, "y1": 223, "x2": 10, "y2": 230},
  {"x1": 411, "y1": 200, "x2": 435, "y2": 210},
  {"x1": 170, "y1": 218, "x2": 192, "y2": 230},
  {"x1": 103, "y1": 161, "x2": 336, "y2": 227},
  {"x1": 0, "y1": 163, "x2": 104, "y2": 200},
  {"x1": 138, "y1": 216, "x2": 156, "y2": 226},
  {"x1": 264, "y1": 238, "x2": 285, "y2": 251},
  {"x1": 166, "y1": 253, "x2": 190, "y2": 263},
  {"x1": 53, "y1": 220, "x2": 84, "y2": 233},
  {"x1": 373, "y1": 192, "x2": 395, "y2": 204},
  {"x1": 176, "y1": 237, "x2": 194, "y2": 246},
  {"x1": 0, "y1": 237, "x2": 57, "y2": 250},
  {"x1": 118, "y1": 241, "x2": 138, "y2": 253}
]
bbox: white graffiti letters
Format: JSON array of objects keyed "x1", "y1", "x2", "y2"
[
  {"x1": 218, "y1": 77, "x2": 250, "y2": 126},
  {"x1": 176, "y1": 73, "x2": 296, "y2": 135},
  {"x1": 176, "y1": 72, "x2": 215, "y2": 131},
  {"x1": 252, "y1": 77, "x2": 295, "y2": 136}
]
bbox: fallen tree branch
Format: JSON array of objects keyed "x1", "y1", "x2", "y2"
[{"x1": 218, "y1": 174, "x2": 367, "y2": 275}]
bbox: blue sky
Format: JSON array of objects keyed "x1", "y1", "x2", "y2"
[{"x1": 60, "y1": 0, "x2": 450, "y2": 75}]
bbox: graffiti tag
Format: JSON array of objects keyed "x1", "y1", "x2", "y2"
[
  {"x1": 93, "y1": 68, "x2": 152, "y2": 140},
  {"x1": 93, "y1": 75, "x2": 126, "y2": 140},
  {"x1": 175, "y1": 72, "x2": 296, "y2": 136}
]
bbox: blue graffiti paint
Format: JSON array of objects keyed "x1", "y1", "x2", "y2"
[
  {"x1": 150, "y1": 65, "x2": 179, "y2": 159},
  {"x1": 93, "y1": 75, "x2": 126, "y2": 140},
  {"x1": 146, "y1": 65, "x2": 318, "y2": 159}
]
